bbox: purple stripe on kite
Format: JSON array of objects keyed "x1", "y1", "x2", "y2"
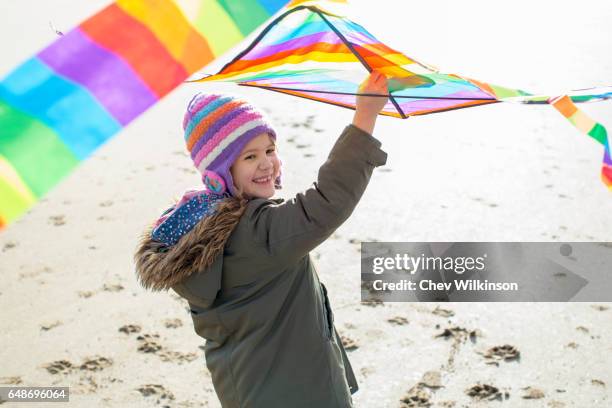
[
  {"x1": 37, "y1": 28, "x2": 157, "y2": 125},
  {"x1": 398, "y1": 98, "x2": 485, "y2": 115},
  {"x1": 191, "y1": 106, "x2": 252, "y2": 160},
  {"x1": 442, "y1": 89, "x2": 496, "y2": 100},
  {"x1": 603, "y1": 144, "x2": 612, "y2": 165},
  {"x1": 248, "y1": 31, "x2": 344, "y2": 60},
  {"x1": 208, "y1": 125, "x2": 270, "y2": 170}
]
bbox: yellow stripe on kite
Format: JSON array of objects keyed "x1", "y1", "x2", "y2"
[
  {"x1": 203, "y1": 51, "x2": 359, "y2": 81},
  {"x1": 117, "y1": 0, "x2": 194, "y2": 66},
  {"x1": 0, "y1": 155, "x2": 36, "y2": 223},
  {"x1": 568, "y1": 109, "x2": 596, "y2": 134},
  {"x1": 192, "y1": 0, "x2": 244, "y2": 56}
]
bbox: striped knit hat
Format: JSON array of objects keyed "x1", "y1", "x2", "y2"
[{"x1": 183, "y1": 93, "x2": 281, "y2": 196}]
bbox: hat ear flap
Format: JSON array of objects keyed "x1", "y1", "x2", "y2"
[
  {"x1": 202, "y1": 170, "x2": 227, "y2": 194},
  {"x1": 274, "y1": 158, "x2": 283, "y2": 190},
  {"x1": 274, "y1": 175, "x2": 282, "y2": 190}
]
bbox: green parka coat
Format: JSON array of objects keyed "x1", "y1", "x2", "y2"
[{"x1": 135, "y1": 124, "x2": 387, "y2": 407}]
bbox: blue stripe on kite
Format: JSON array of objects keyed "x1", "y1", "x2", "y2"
[
  {"x1": 0, "y1": 57, "x2": 121, "y2": 160},
  {"x1": 260, "y1": 17, "x2": 366, "y2": 48},
  {"x1": 258, "y1": 0, "x2": 287, "y2": 14}
]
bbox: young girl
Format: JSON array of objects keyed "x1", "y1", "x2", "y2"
[{"x1": 135, "y1": 71, "x2": 389, "y2": 407}]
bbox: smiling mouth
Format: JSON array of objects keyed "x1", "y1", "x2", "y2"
[{"x1": 252, "y1": 175, "x2": 272, "y2": 184}]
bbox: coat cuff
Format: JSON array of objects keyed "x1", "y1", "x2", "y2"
[{"x1": 343, "y1": 124, "x2": 388, "y2": 167}]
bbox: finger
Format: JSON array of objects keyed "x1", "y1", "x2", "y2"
[{"x1": 373, "y1": 72, "x2": 387, "y2": 85}]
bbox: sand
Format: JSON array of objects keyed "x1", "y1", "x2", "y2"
[{"x1": 1, "y1": 0, "x2": 611, "y2": 407}]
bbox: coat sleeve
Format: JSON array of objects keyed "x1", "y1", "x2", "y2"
[{"x1": 242, "y1": 123, "x2": 388, "y2": 265}]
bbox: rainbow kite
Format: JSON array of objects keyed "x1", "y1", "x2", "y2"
[
  {"x1": 196, "y1": 5, "x2": 612, "y2": 189},
  {"x1": 1, "y1": 2, "x2": 609, "y2": 232},
  {"x1": 0, "y1": 0, "x2": 305, "y2": 231}
]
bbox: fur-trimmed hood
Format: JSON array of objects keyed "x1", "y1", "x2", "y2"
[{"x1": 133, "y1": 216, "x2": 221, "y2": 292}]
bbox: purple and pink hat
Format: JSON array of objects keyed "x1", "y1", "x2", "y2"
[{"x1": 183, "y1": 93, "x2": 281, "y2": 196}]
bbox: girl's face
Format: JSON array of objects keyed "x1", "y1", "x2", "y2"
[{"x1": 230, "y1": 133, "x2": 281, "y2": 199}]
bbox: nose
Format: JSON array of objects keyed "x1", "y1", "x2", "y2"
[{"x1": 259, "y1": 156, "x2": 273, "y2": 170}]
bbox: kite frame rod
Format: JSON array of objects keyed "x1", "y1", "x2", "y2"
[
  {"x1": 312, "y1": 8, "x2": 408, "y2": 119},
  {"x1": 238, "y1": 82, "x2": 500, "y2": 118},
  {"x1": 238, "y1": 84, "x2": 498, "y2": 100}
]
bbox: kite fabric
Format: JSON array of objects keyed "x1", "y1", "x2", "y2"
[
  {"x1": 196, "y1": 5, "x2": 612, "y2": 189},
  {"x1": 0, "y1": 0, "x2": 308, "y2": 231}
]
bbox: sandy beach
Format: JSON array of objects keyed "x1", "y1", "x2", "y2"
[{"x1": 1, "y1": 0, "x2": 611, "y2": 407}]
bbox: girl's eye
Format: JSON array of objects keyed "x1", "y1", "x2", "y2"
[
  {"x1": 266, "y1": 148, "x2": 276, "y2": 154},
  {"x1": 245, "y1": 154, "x2": 255, "y2": 160}
]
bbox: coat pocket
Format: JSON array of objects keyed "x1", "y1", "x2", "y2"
[{"x1": 320, "y1": 282, "x2": 334, "y2": 339}]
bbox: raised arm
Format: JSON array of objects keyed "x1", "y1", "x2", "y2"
[{"x1": 236, "y1": 71, "x2": 390, "y2": 266}]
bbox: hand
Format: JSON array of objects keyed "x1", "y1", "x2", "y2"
[
  {"x1": 352, "y1": 70, "x2": 389, "y2": 135},
  {"x1": 356, "y1": 70, "x2": 389, "y2": 116}
]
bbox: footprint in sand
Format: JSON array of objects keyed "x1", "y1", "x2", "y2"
[
  {"x1": 102, "y1": 283, "x2": 124, "y2": 292},
  {"x1": 136, "y1": 384, "x2": 175, "y2": 403},
  {"x1": 78, "y1": 290, "x2": 95, "y2": 298},
  {"x1": 360, "y1": 299, "x2": 384, "y2": 307},
  {"x1": 521, "y1": 386, "x2": 545, "y2": 399},
  {"x1": 119, "y1": 324, "x2": 142, "y2": 335},
  {"x1": 157, "y1": 350, "x2": 198, "y2": 364},
  {"x1": 465, "y1": 384, "x2": 506, "y2": 401},
  {"x1": 431, "y1": 306, "x2": 454, "y2": 318},
  {"x1": 0, "y1": 376, "x2": 22, "y2": 385},
  {"x1": 49, "y1": 215, "x2": 66, "y2": 226},
  {"x1": 479, "y1": 344, "x2": 521, "y2": 365},
  {"x1": 359, "y1": 366, "x2": 375, "y2": 378},
  {"x1": 400, "y1": 386, "x2": 431, "y2": 408},
  {"x1": 387, "y1": 316, "x2": 409, "y2": 326},
  {"x1": 136, "y1": 334, "x2": 162, "y2": 353},
  {"x1": 340, "y1": 335, "x2": 359, "y2": 351},
  {"x1": 565, "y1": 342, "x2": 578, "y2": 349},
  {"x1": 163, "y1": 318, "x2": 183, "y2": 329},
  {"x1": 42, "y1": 360, "x2": 74, "y2": 375},
  {"x1": 79, "y1": 356, "x2": 113, "y2": 372},
  {"x1": 2, "y1": 241, "x2": 17, "y2": 252},
  {"x1": 435, "y1": 326, "x2": 480, "y2": 343}
]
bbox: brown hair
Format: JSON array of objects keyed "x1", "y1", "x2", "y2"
[{"x1": 194, "y1": 191, "x2": 249, "y2": 270}]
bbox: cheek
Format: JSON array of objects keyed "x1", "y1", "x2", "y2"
[
  {"x1": 231, "y1": 164, "x2": 250, "y2": 185},
  {"x1": 273, "y1": 156, "x2": 282, "y2": 174}
]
